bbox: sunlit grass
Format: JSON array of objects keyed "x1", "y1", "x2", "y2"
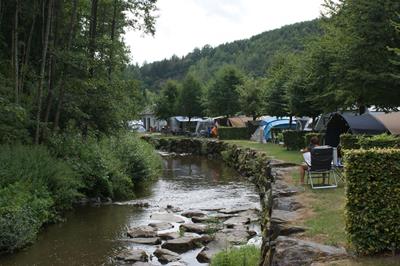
[
  {"x1": 211, "y1": 245, "x2": 260, "y2": 266},
  {"x1": 225, "y1": 140, "x2": 303, "y2": 165}
]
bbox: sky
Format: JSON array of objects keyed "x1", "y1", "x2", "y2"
[{"x1": 125, "y1": 0, "x2": 325, "y2": 65}]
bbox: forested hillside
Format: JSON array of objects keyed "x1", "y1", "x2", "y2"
[{"x1": 131, "y1": 19, "x2": 322, "y2": 90}]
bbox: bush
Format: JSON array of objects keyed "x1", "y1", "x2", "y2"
[
  {"x1": 219, "y1": 127, "x2": 249, "y2": 140},
  {"x1": 344, "y1": 149, "x2": 400, "y2": 254},
  {"x1": 211, "y1": 245, "x2": 260, "y2": 266},
  {"x1": 0, "y1": 145, "x2": 80, "y2": 253},
  {"x1": 0, "y1": 97, "x2": 30, "y2": 144},
  {"x1": 282, "y1": 130, "x2": 305, "y2": 150},
  {"x1": 340, "y1": 134, "x2": 361, "y2": 149},
  {"x1": 305, "y1": 132, "x2": 325, "y2": 147},
  {"x1": 358, "y1": 134, "x2": 400, "y2": 149},
  {"x1": 48, "y1": 131, "x2": 162, "y2": 200}
]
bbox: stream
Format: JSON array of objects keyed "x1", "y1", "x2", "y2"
[{"x1": 0, "y1": 155, "x2": 260, "y2": 266}]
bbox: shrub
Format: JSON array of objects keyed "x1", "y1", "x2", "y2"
[
  {"x1": 211, "y1": 245, "x2": 260, "y2": 266},
  {"x1": 282, "y1": 130, "x2": 305, "y2": 150},
  {"x1": 358, "y1": 134, "x2": 400, "y2": 149},
  {"x1": 0, "y1": 97, "x2": 30, "y2": 144},
  {"x1": 344, "y1": 149, "x2": 400, "y2": 254},
  {"x1": 218, "y1": 127, "x2": 249, "y2": 140},
  {"x1": 48, "y1": 131, "x2": 162, "y2": 200},
  {"x1": 0, "y1": 145, "x2": 80, "y2": 253},
  {"x1": 340, "y1": 134, "x2": 360, "y2": 149},
  {"x1": 305, "y1": 132, "x2": 325, "y2": 147}
]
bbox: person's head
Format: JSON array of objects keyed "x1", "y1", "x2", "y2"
[{"x1": 310, "y1": 136, "x2": 320, "y2": 146}]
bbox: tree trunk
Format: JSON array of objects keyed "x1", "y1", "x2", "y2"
[
  {"x1": 43, "y1": 0, "x2": 61, "y2": 138},
  {"x1": 54, "y1": 0, "x2": 78, "y2": 131},
  {"x1": 88, "y1": 0, "x2": 98, "y2": 77},
  {"x1": 35, "y1": 0, "x2": 53, "y2": 144},
  {"x1": 289, "y1": 115, "x2": 293, "y2": 128},
  {"x1": 108, "y1": 0, "x2": 118, "y2": 80},
  {"x1": 20, "y1": 8, "x2": 36, "y2": 94},
  {"x1": 13, "y1": 0, "x2": 19, "y2": 104}
]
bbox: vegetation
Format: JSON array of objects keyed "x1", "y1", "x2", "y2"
[
  {"x1": 0, "y1": 145, "x2": 80, "y2": 253},
  {"x1": 344, "y1": 149, "x2": 400, "y2": 254},
  {"x1": 218, "y1": 127, "x2": 249, "y2": 140},
  {"x1": 211, "y1": 245, "x2": 260, "y2": 266}
]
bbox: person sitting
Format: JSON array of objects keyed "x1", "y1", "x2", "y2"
[{"x1": 299, "y1": 136, "x2": 320, "y2": 184}]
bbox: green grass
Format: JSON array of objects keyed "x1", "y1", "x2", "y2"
[
  {"x1": 225, "y1": 140, "x2": 303, "y2": 164},
  {"x1": 211, "y1": 245, "x2": 260, "y2": 266}
]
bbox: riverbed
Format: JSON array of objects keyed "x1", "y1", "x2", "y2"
[{"x1": 0, "y1": 155, "x2": 260, "y2": 265}]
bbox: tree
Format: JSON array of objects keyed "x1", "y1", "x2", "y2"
[
  {"x1": 321, "y1": 0, "x2": 400, "y2": 113},
  {"x1": 237, "y1": 77, "x2": 266, "y2": 120},
  {"x1": 154, "y1": 80, "x2": 180, "y2": 121},
  {"x1": 264, "y1": 55, "x2": 291, "y2": 118},
  {"x1": 206, "y1": 65, "x2": 243, "y2": 117},
  {"x1": 178, "y1": 74, "x2": 203, "y2": 121}
]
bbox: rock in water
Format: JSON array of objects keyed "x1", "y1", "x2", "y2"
[
  {"x1": 273, "y1": 236, "x2": 347, "y2": 266},
  {"x1": 180, "y1": 223, "x2": 207, "y2": 234},
  {"x1": 127, "y1": 225, "x2": 157, "y2": 238},
  {"x1": 196, "y1": 247, "x2": 218, "y2": 263},
  {"x1": 148, "y1": 222, "x2": 174, "y2": 231},
  {"x1": 153, "y1": 248, "x2": 181, "y2": 264},
  {"x1": 181, "y1": 211, "x2": 206, "y2": 218},
  {"x1": 128, "y1": 237, "x2": 162, "y2": 245},
  {"x1": 116, "y1": 249, "x2": 149, "y2": 263},
  {"x1": 161, "y1": 236, "x2": 201, "y2": 253},
  {"x1": 223, "y1": 216, "x2": 250, "y2": 228}
]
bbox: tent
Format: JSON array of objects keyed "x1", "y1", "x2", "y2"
[
  {"x1": 325, "y1": 113, "x2": 388, "y2": 147},
  {"x1": 264, "y1": 119, "x2": 297, "y2": 141},
  {"x1": 374, "y1": 112, "x2": 400, "y2": 136}
]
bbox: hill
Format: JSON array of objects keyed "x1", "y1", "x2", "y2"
[{"x1": 128, "y1": 19, "x2": 322, "y2": 89}]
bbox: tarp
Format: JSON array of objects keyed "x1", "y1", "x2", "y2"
[
  {"x1": 325, "y1": 113, "x2": 388, "y2": 147},
  {"x1": 374, "y1": 112, "x2": 400, "y2": 135}
]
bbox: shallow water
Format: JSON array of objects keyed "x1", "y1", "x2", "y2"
[{"x1": 0, "y1": 156, "x2": 260, "y2": 266}]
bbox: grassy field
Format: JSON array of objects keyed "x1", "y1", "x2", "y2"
[{"x1": 224, "y1": 140, "x2": 303, "y2": 164}]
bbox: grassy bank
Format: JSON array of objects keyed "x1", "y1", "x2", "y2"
[{"x1": 225, "y1": 140, "x2": 303, "y2": 164}]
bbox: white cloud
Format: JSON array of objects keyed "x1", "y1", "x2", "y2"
[{"x1": 125, "y1": 0, "x2": 325, "y2": 65}]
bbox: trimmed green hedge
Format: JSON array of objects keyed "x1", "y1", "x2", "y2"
[
  {"x1": 344, "y1": 149, "x2": 400, "y2": 254},
  {"x1": 282, "y1": 130, "x2": 305, "y2": 150},
  {"x1": 340, "y1": 134, "x2": 361, "y2": 149},
  {"x1": 358, "y1": 134, "x2": 400, "y2": 149},
  {"x1": 341, "y1": 133, "x2": 399, "y2": 149},
  {"x1": 218, "y1": 127, "x2": 249, "y2": 140}
]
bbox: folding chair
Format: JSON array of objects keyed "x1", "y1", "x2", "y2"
[{"x1": 306, "y1": 146, "x2": 338, "y2": 189}]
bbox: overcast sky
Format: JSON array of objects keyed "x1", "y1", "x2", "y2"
[{"x1": 125, "y1": 0, "x2": 325, "y2": 65}]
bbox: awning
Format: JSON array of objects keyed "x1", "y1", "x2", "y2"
[
  {"x1": 374, "y1": 112, "x2": 400, "y2": 135},
  {"x1": 342, "y1": 113, "x2": 387, "y2": 134}
]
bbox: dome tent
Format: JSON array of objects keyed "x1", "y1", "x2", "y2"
[
  {"x1": 260, "y1": 117, "x2": 297, "y2": 141},
  {"x1": 325, "y1": 113, "x2": 388, "y2": 147}
]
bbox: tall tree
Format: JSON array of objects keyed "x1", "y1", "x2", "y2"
[
  {"x1": 206, "y1": 65, "x2": 243, "y2": 117},
  {"x1": 237, "y1": 77, "x2": 266, "y2": 120},
  {"x1": 321, "y1": 0, "x2": 400, "y2": 113},
  {"x1": 154, "y1": 80, "x2": 180, "y2": 121},
  {"x1": 88, "y1": 0, "x2": 98, "y2": 77},
  {"x1": 178, "y1": 74, "x2": 203, "y2": 121},
  {"x1": 35, "y1": 0, "x2": 53, "y2": 144}
]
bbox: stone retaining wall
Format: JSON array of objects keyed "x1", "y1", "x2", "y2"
[{"x1": 142, "y1": 136, "x2": 347, "y2": 266}]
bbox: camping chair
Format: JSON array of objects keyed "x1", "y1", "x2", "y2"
[{"x1": 306, "y1": 146, "x2": 338, "y2": 189}]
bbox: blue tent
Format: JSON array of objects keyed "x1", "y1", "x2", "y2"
[{"x1": 262, "y1": 118, "x2": 297, "y2": 141}]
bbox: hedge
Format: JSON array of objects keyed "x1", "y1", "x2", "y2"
[
  {"x1": 282, "y1": 130, "x2": 306, "y2": 150},
  {"x1": 358, "y1": 134, "x2": 400, "y2": 149},
  {"x1": 218, "y1": 127, "x2": 249, "y2": 140},
  {"x1": 340, "y1": 134, "x2": 361, "y2": 149},
  {"x1": 341, "y1": 133, "x2": 400, "y2": 150},
  {"x1": 344, "y1": 149, "x2": 400, "y2": 254}
]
